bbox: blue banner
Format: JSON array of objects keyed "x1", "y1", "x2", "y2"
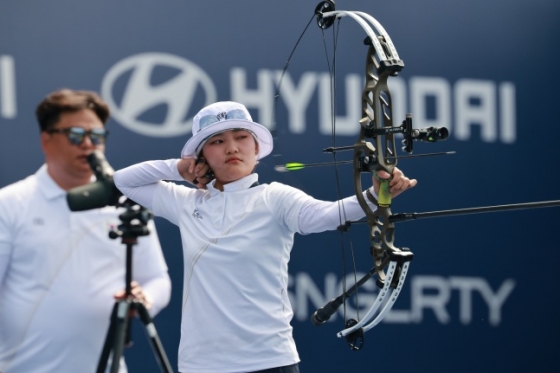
[{"x1": 1, "y1": 1, "x2": 560, "y2": 372}]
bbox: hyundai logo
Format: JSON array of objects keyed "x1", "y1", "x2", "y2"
[{"x1": 101, "y1": 52, "x2": 217, "y2": 137}]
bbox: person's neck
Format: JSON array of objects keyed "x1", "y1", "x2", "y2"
[
  {"x1": 214, "y1": 180, "x2": 225, "y2": 191},
  {"x1": 213, "y1": 174, "x2": 248, "y2": 192},
  {"x1": 46, "y1": 164, "x2": 92, "y2": 191}
]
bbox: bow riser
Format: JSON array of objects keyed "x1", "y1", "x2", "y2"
[{"x1": 359, "y1": 45, "x2": 404, "y2": 280}]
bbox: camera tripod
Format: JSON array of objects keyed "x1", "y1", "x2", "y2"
[{"x1": 96, "y1": 199, "x2": 173, "y2": 373}]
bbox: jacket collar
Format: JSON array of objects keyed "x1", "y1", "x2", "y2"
[{"x1": 207, "y1": 173, "x2": 259, "y2": 195}]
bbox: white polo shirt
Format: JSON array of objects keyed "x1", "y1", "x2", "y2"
[
  {"x1": 0, "y1": 165, "x2": 171, "y2": 373},
  {"x1": 114, "y1": 159, "x2": 377, "y2": 373}
]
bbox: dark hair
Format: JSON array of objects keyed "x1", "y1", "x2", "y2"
[{"x1": 35, "y1": 89, "x2": 110, "y2": 131}]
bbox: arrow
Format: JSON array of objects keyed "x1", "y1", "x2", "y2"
[{"x1": 275, "y1": 151, "x2": 456, "y2": 172}]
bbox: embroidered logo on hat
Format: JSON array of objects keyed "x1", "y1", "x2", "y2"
[{"x1": 197, "y1": 109, "x2": 249, "y2": 132}]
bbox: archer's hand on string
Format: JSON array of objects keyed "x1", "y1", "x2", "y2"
[{"x1": 178, "y1": 157, "x2": 213, "y2": 189}]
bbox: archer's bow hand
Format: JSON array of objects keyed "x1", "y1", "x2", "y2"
[{"x1": 373, "y1": 167, "x2": 417, "y2": 198}]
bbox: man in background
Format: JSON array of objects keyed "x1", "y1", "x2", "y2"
[{"x1": 0, "y1": 89, "x2": 172, "y2": 372}]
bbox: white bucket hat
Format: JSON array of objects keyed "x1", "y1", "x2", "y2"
[{"x1": 181, "y1": 101, "x2": 273, "y2": 160}]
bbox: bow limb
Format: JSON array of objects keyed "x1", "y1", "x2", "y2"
[
  {"x1": 321, "y1": 10, "x2": 390, "y2": 61},
  {"x1": 353, "y1": 11, "x2": 401, "y2": 61}
]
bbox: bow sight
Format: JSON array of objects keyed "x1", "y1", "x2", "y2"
[{"x1": 363, "y1": 114, "x2": 449, "y2": 153}]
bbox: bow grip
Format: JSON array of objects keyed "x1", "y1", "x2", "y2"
[{"x1": 375, "y1": 171, "x2": 392, "y2": 207}]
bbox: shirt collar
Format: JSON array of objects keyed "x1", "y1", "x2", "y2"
[
  {"x1": 36, "y1": 164, "x2": 66, "y2": 200},
  {"x1": 36, "y1": 164, "x2": 97, "y2": 201},
  {"x1": 207, "y1": 173, "x2": 259, "y2": 195}
]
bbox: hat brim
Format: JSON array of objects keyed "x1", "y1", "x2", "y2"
[{"x1": 181, "y1": 119, "x2": 273, "y2": 160}]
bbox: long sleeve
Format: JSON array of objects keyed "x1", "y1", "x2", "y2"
[
  {"x1": 113, "y1": 159, "x2": 184, "y2": 209},
  {"x1": 114, "y1": 160, "x2": 180, "y2": 316},
  {"x1": 0, "y1": 252, "x2": 9, "y2": 286},
  {"x1": 0, "y1": 197, "x2": 12, "y2": 287},
  {"x1": 129, "y1": 218, "x2": 172, "y2": 317},
  {"x1": 298, "y1": 187, "x2": 378, "y2": 234},
  {"x1": 141, "y1": 271, "x2": 172, "y2": 316}
]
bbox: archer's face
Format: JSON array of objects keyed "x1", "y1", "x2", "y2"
[{"x1": 201, "y1": 129, "x2": 259, "y2": 189}]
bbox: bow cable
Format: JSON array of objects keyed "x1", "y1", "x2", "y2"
[{"x1": 322, "y1": 16, "x2": 365, "y2": 339}]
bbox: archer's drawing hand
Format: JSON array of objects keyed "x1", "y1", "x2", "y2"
[
  {"x1": 178, "y1": 157, "x2": 212, "y2": 189},
  {"x1": 373, "y1": 167, "x2": 417, "y2": 198}
]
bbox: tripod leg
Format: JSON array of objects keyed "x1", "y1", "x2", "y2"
[
  {"x1": 96, "y1": 300, "x2": 132, "y2": 373},
  {"x1": 109, "y1": 301, "x2": 132, "y2": 373},
  {"x1": 97, "y1": 303, "x2": 118, "y2": 373},
  {"x1": 135, "y1": 302, "x2": 173, "y2": 373}
]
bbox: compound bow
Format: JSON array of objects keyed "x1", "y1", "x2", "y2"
[{"x1": 276, "y1": 0, "x2": 560, "y2": 350}]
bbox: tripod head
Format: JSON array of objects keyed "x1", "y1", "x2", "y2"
[{"x1": 108, "y1": 197, "x2": 153, "y2": 243}]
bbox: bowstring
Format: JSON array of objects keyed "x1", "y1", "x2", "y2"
[
  {"x1": 273, "y1": 14, "x2": 316, "y2": 103},
  {"x1": 272, "y1": 10, "x2": 363, "y2": 329},
  {"x1": 271, "y1": 13, "x2": 315, "y2": 191},
  {"x1": 320, "y1": 18, "x2": 361, "y2": 327}
]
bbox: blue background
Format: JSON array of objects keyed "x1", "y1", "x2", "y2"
[{"x1": 1, "y1": 1, "x2": 560, "y2": 372}]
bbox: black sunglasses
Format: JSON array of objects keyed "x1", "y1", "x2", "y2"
[{"x1": 46, "y1": 127, "x2": 109, "y2": 145}]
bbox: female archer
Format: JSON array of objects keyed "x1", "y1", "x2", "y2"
[{"x1": 113, "y1": 100, "x2": 416, "y2": 373}]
